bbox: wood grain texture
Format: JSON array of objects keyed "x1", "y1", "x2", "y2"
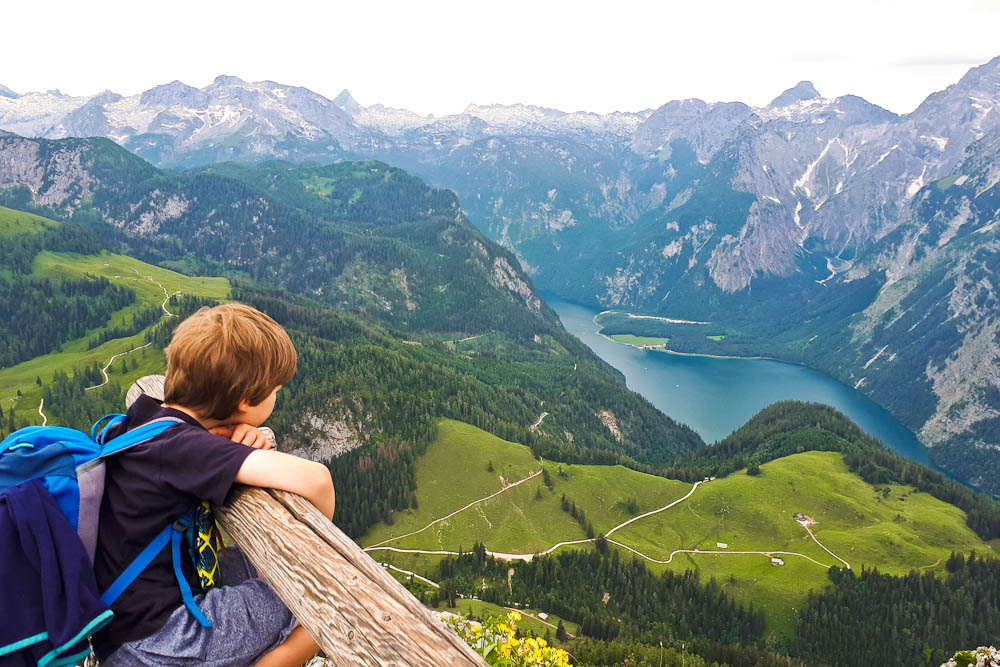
[{"x1": 215, "y1": 486, "x2": 488, "y2": 667}]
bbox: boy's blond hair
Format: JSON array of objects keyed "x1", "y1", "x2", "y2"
[{"x1": 164, "y1": 303, "x2": 296, "y2": 419}]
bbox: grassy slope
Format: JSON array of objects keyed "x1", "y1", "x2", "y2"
[
  {"x1": 0, "y1": 207, "x2": 58, "y2": 238},
  {"x1": 608, "y1": 334, "x2": 670, "y2": 347},
  {"x1": 363, "y1": 420, "x2": 691, "y2": 554},
  {"x1": 0, "y1": 213, "x2": 229, "y2": 422},
  {"x1": 447, "y1": 599, "x2": 580, "y2": 638},
  {"x1": 615, "y1": 452, "x2": 986, "y2": 637},
  {"x1": 362, "y1": 419, "x2": 992, "y2": 638}
]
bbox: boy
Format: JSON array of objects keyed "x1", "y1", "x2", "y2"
[{"x1": 93, "y1": 303, "x2": 334, "y2": 667}]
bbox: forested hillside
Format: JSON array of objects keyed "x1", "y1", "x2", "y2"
[
  {"x1": 792, "y1": 557, "x2": 1000, "y2": 666},
  {"x1": 0, "y1": 133, "x2": 558, "y2": 338},
  {"x1": 0, "y1": 171, "x2": 701, "y2": 539}
]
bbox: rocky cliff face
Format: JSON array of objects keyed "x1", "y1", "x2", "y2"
[{"x1": 832, "y1": 126, "x2": 1000, "y2": 493}]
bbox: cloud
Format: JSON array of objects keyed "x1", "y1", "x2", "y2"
[{"x1": 895, "y1": 54, "x2": 996, "y2": 67}]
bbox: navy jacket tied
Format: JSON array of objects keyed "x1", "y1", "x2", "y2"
[{"x1": 0, "y1": 481, "x2": 112, "y2": 667}]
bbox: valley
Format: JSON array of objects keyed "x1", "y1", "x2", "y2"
[
  {"x1": 0, "y1": 103, "x2": 997, "y2": 664},
  {"x1": 360, "y1": 420, "x2": 989, "y2": 638},
  {"x1": 4, "y1": 61, "x2": 998, "y2": 497}
]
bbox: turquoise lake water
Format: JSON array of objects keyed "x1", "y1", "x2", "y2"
[{"x1": 546, "y1": 295, "x2": 938, "y2": 470}]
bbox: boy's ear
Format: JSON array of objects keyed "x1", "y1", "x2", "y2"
[{"x1": 235, "y1": 397, "x2": 252, "y2": 415}]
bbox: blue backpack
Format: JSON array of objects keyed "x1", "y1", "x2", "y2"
[{"x1": 0, "y1": 414, "x2": 213, "y2": 661}]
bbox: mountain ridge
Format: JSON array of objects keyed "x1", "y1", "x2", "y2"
[{"x1": 1, "y1": 57, "x2": 999, "y2": 491}]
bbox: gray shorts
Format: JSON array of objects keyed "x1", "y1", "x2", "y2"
[{"x1": 103, "y1": 548, "x2": 298, "y2": 666}]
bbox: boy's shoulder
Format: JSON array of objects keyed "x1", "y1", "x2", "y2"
[
  {"x1": 123, "y1": 378, "x2": 265, "y2": 461},
  {"x1": 124, "y1": 395, "x2": 230, "y2": 448},
  {"x1": 114, "y1": 395, "x2": 254, "y2": 500}
]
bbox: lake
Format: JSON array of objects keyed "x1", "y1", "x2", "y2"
[{"x1": 546, "y1": 295, "x2": 938, "y2": 470}]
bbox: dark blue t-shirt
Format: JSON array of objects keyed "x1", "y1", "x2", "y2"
[{"x1": 93, "y1": 395, "x2": 254, "y2": 646}]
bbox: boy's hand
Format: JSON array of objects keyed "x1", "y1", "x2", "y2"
[{"x1": 209, "y1": 423, "x2": 275, "y2": 450}]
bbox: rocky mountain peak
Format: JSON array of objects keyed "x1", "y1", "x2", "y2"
[
  {"x1": 212, "y1": 74, "x2": 246, "y2": 87},
  {"x1": 910, "y1": 55, "x2": 1000, "y2": 118},
  {"x1": 954, "y1": 54, "x2": 1000, "y2": 94},
  {"x1": 333, "y1": 89, "x2": 363, "y2": 116},
  {"x1": 139, "y1": 80, "x2": 199, "y2": 106},
  {"x1": 769, "y1": 81, "x2": 821, "y2": 107},
  {"x1": 0, "y1": 83, "x2": 19, "y2": 99},
  {"x1": 90, "y1": 90, "x2": 122, "y2": 105}
]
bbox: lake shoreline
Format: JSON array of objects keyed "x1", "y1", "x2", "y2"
[
  {"x1": 546, "y1": 294, "x2": 940, "y2": 472},
  {"x1": 597, "y1": 325, "x2": 800, "y2": 364}
]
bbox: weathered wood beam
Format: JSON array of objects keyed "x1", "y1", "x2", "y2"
[{"x1": 215, "y1": 485, "x2": 488, "y2": 667}]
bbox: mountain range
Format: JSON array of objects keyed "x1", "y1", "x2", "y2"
[{"x1": 1, "y1": 58, "x2": 999, "y2": 493}]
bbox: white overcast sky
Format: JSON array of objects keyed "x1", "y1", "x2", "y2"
[{"x1": 3, "y1": 0, "x2": 998, "y2": 116}]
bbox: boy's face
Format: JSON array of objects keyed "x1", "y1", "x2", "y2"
[{"x1": 238, "y1": 386, "x2": 281, "y2": 426}]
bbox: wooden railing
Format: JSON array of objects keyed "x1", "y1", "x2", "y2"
[{"x1": 215, "y1": 486, "x2": 488, "y2": 666}]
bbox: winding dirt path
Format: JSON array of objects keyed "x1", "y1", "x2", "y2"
[
  {"x1": 37, "y1": 398, "x2": 47, "y2": 426},
  {"x1": 366, "y1": 480, "x2": 706, "y2": 562},
  {"x1": 606, "y1": 539, "x2": 833, "y2": 569},
  {"x1": 364, "y1": 475, "x2": 844, "y2": 575},
  {"x1": 605, "y1": 481, "x2": 702, "y2": 537},
  {"x1": 160, "y1": 290, "x2": 181, "y2": 317},
  {"x1": 366, "y1": 468, "x2": 543, "y2": 549},
  {"x1": 384, "y1": 563, "x2": 440, "y2": 589},
  {"x1": 130, "y1": 269, "x2": 181, "y2": 316},
  {"x1": 80, "y1": 265, "x2": 186, "y2": 394},
  {"x1": 85, "y1": 342, "x2": 153, "y2": 391},
  {"x1": 798, "y1": 519, "x2": 851, "y2": 570}
]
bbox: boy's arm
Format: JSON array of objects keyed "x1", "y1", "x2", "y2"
[{"x1": 234, "y1": 450, "x2": 335, "y2": 519}]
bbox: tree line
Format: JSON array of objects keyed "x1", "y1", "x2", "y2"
[
  {"x1": 790, "y1": 554, "x2": 1000, "y2": 666},
  {"x1": 436, "y1": 545, "x2": 773, "y2": 666}
]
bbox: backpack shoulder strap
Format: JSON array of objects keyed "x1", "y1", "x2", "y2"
[
  {"x1": 99, "y1": 417, "x2": 186, "y2": 458},
  {"x1": 99, "y1": 510, "x2": 212, "y2": 628},
  {"x1": 91, "y1": 414, "x2": 126, "y2": 443}
]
